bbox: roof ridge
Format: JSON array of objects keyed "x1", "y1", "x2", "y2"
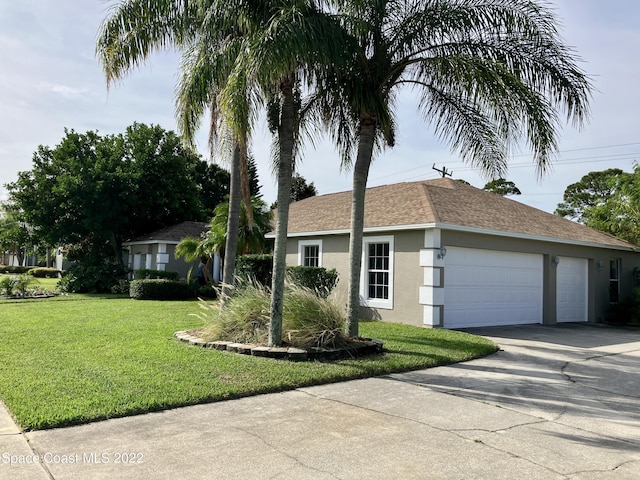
[{"x1": 419, "y1": 182, "x2": 441, "y2": 223}]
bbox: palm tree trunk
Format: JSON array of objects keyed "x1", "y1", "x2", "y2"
[
  {"x1": 269, "y1": 75, "x2": 296, "y2": 347},
  {"x1": 346, "y1": 120, "x2": 376, "y2": 337},
  {"x1": 221, "y1": 142, "x2": 242, "y2": 305}
]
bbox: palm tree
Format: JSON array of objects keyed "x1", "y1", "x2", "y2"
[
  {"x1": 318, "y1": 0, "x2": 592, "y2": 336},
  {"x1": 96, "y1": 0, "x2": 252, "y2": 306},
  {"x1": 208, "y1": 196, "x2": 273, "y2": 258},
  {"x1": 175, "y1": 196, "x2": 272, "y2": 278},
  {"x1": 98, "y1": 0, "x2": 349, "y2": 346},
  {"x1": 220, "y1": 1, "x2": 349, "y2": 346}
]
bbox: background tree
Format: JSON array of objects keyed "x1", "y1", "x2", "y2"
[
  {"x1": 6, "y1": 124, "x2": 224, "y2": 268},
  {"x1": 194, "y1": 161, "x2": 231, "y2": 219},
  {"x1": 208, "y1": 196, "x2": 273, "y2": 259},
  {"x1": 319, "y1": 0, "x2": 592, "y2": 336},
  {"x1": 556, "y1": 167, "x2": 639, "y2": 244},
  {"x1": 290, "y1": 173, "x2": 318, "y2": 203},
  {"x1": 555, "y1": 168, "x2": 629, "y2": 222},
  {"x1": 483, "y1": 178, "x2": 522, "y2": 196},
  {"x1": 271, "y1": 172, "x2": 318, "y2": 208},
  {"x1": 0, "y1": 202, "x2": 33, "y2": 266}
]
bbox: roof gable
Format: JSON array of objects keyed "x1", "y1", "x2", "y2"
[{"x1": 285, "y1": 178, "x2": 635, "y2": 250}]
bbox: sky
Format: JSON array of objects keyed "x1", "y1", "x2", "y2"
[{"x1": 1, "y1": 0, "x2": 639, "y2": 214}]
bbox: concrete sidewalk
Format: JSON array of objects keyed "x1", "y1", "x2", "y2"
[{"x1": 2, "y1": 324, "x2": 639, "y2": 479}]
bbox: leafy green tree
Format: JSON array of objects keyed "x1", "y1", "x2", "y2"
[
  {"x1": 483, "y1": 178, "x2": 522, "y2": 196},
  {"x1": 6, "y1": 124, "x2": 216, "y2": 267},
  {"x1": 0, "y1": 203, "x2": 32, "y2": 266},
  {"x1": 555, "y1": 168, "x2": 629, "y2": 222},
  {"x1": 319, "y1": 0, "x2": 592, "y2": 336},
  {"x1": 556, "y1": 167, "x2": 640, "y2": 244},
  {"x1": 291, "y1": 173, "x2": 318, "y2": 203},
  {"x1": 194, "y1": 161, "x2": 231, "y2": 219},
  {"x1": 271, "y1": 172, "x2": 318, "y2": 208}
]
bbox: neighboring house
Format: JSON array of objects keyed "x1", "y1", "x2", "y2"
[
  {"x1": 278, "y1": 178, "x2": 640, "y2": 329},
  {"x1": 123, "y1": 221, "x2": 221, "y2": 281}
]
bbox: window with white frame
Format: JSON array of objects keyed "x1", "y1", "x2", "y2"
[
  {"x1": 361, "y1": 236, "x2": 394, "y2": 309},
  {"x1": 298, "y1": 240, "x2": 322, "y2": 267}
]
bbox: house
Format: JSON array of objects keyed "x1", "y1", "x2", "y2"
[
  {"x1": 280, "y1": 178, "x2": 640, "y2": 329},
  {"x1": 122, "y1": 221, "x2": 221, "y2": 281}
]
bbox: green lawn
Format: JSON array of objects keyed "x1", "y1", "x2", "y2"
[{"x1": 0, "y1": 296, "x2": 498, "y2": 431}]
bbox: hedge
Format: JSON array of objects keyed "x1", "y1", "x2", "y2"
[
  {"x1": 28, "y1": 267, "x2": 63, "y2": 278},
  {"x1": 129, "y1": 279, "x2": 193, "y2": 300},
  {"x1": 234, "y1": 256, "x2": 339, "y2": 297},
  {"x1": 0, "y1": 265, "x2": 32, "y2": 274},
  {"x1": 235, "y1": 254, "x2": 273, "y2": 286},
  {"x1": 286, "y1": 266, "x2": 339, "y2": 297},
  {"x1": 134, "y1": 269, "x2": 179, "y2": 281}
]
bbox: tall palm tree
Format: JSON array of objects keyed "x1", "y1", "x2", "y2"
[
  {"x1": 96, "y1": 0, "x2": 252, "y2": 306},
  {"x1": 98, "y1": 0, "x2": 349, "y2": 345},
  {"x1": 318, "y1": 0, "x2": 592, "y2": 336},
  {"x1": 220, "y1": 0, "x2": 349, "y2": 345}
]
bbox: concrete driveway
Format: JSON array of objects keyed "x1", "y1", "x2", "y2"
[{"x1": 2, "y1": 324, "x2": 639, "y2": 479}]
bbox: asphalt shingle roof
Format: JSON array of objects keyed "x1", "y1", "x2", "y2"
[
  {"x1": 285, "y1": 178, "x2": 635, "y2": 249},
  {"x1": 127, "y1": 221, "x2": 209, "y2": 243}
]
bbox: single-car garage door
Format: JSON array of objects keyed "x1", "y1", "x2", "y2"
[
  {"x1": 556, "y1": 256, "x2": 588, "y2": 323},
  {"x1": 444, "y1": 247, "x2": 543, "y2": 328}
]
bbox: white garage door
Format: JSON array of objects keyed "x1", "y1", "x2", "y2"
[
  {"x1": 556, "y1": 257, "x2": 588, "y2": 323},
  {"x1": 444, "y1": 247, "x2": 543, "y2": 328}
]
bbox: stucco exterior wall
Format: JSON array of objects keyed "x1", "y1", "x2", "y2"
[
  {"x1": 287, "y1": 230, "x2": 425, "y2": 327},
  {"x1": 287, "y1": 227, "x2": 640, "y2": 329}
]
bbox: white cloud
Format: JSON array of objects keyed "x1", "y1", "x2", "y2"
[{"x1": 35, "y1": 82, "x2": 90, "y2": 99}]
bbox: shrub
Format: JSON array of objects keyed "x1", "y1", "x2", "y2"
[
  {"x1": 0, "y1": 276, "x2": 18, "y2": 296},
  {"x1": 58, "y1": 262, "x2": 130, "y2": 293},
  {"x1": 608, "y1": 287, "x2": 640, "y2": 326},
  {"x1": 0, "y1": 266, "x2": 32, "y2": 274},
  {"x1": 286, "y1": 266, "x2": 338, "y2": 298},
  {"x1": 129, "y1": 279, "x2": 193, "y2": 300},
  {"x1": 134, "y1": 269, "x2": 179, "y2": 281},
  {"x1": 14, "y1": 274, "x2": 37, "y2": 295},
  {"x1": 29, "y1": 267, "x2": 62, "y2": 278},
  {"x1": 110, "y1": 279, "x2": 131, "y2": 295},
  {"x1": 236, "y1": 254, "x2": 273, "y2": 287}
]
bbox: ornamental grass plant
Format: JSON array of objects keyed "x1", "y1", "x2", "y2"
[{"x1": 197, "y1": 282, "x2": 347, "y2": 349}]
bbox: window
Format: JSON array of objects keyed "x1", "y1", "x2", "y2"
[
  {"x1": 298, "y1": 240, "x2": 322, "y2": 267},
  {"x1": 361, "y1": 236, "x2": 394, "y2": 309},
  {"x1": 610, "y1": 258, "x2": 621, "y2": 303}
]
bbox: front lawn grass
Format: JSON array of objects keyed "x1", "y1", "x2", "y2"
[{"x1": 0, "y1": 296, "x2": 498, "y2": 431}]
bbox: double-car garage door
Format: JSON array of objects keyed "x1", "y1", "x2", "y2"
[{"x1": 443, "y1": 247, "x2": 587, "y2": 328}]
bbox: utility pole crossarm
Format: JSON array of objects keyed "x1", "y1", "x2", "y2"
[{"x1": 432, "y1": 163, "x2": 453, "y2": 178}]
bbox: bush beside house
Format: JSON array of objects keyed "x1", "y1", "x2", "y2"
[{"x1": 129, "y1": 279, "x2": 193, "y2": 300}]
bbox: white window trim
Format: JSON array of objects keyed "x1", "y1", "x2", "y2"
[
  {"x1": 360, "y1": 235, "x2": 394, "y2": 310},
  {"x1": 297, "y1": 239, "x2": 323, "y2": 267}
]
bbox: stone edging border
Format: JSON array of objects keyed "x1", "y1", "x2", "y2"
[{"x1": 174, "y1": 331, "x2": 384, "y2": 361}]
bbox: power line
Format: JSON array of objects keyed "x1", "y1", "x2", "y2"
[{"x1": 372, "y1": 150, "x2": 639, "y2": 183}]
